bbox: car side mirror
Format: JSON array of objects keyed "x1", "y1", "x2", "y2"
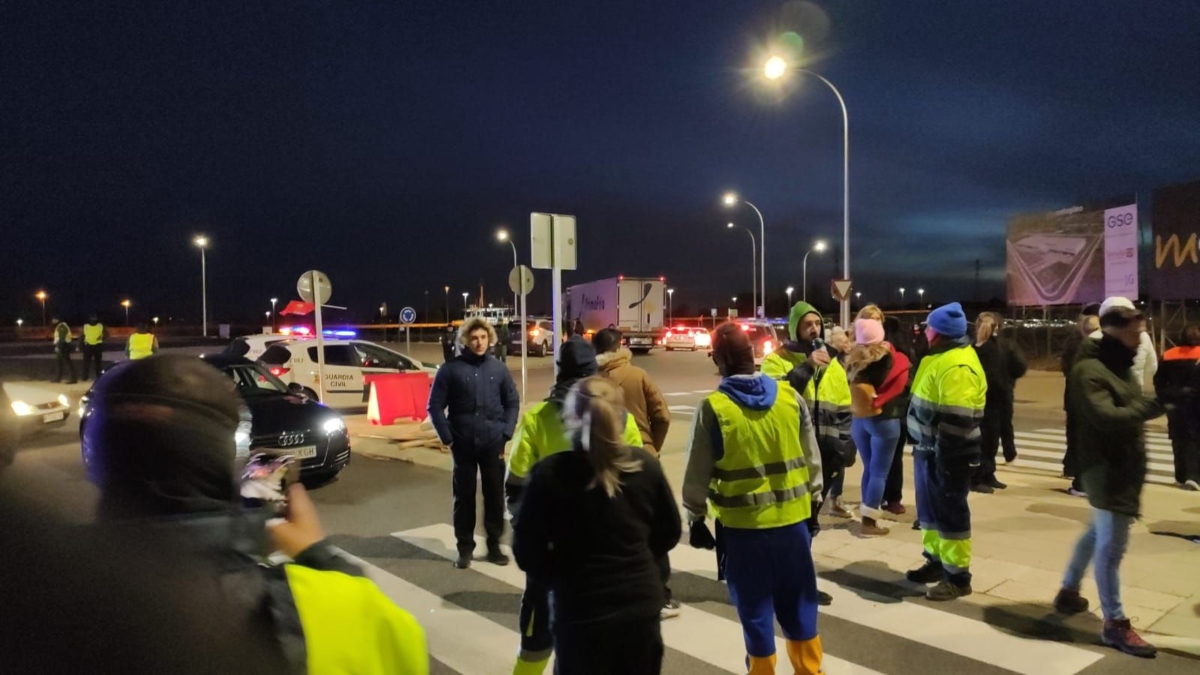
[{"x1": 287, "y1": 382, "x2": 305, "y2": 396}]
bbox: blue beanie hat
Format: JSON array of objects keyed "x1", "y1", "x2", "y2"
[{"x1": 926, "y1": 302, "x2": 968, "y2": 339}]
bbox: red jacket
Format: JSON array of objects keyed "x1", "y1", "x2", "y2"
[{"x1": 874, "y1": 343, "x2": 911, "y2": 410}]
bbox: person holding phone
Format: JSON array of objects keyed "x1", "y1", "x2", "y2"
[{"x1": 82, "y1": 355, "x2": 429, "y2": 674}]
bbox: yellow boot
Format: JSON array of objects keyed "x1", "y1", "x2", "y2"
[
  {"x1": 747, "y1": 653, "x2": 777, "y2": 675},
  {"x1": 786, "y1": 636, "x2": 824, "y2": 675},
  {"x1": 512, "y1": 656, "x2": 550, "y2": 675}
]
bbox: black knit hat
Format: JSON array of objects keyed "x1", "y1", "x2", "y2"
[{"x1": 556, "y1": 336, "x2": 598, "y2": 382}]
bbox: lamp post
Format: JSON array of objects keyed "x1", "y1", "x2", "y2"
[
  {"x1": 802, "y1": 240, "x2": 827, "y2": 302},
  {"x1": 121, "y1": 299, "x2": 131, "y2": 326},
  {"x1": 918, "y1": 287, "x2": 925, "y2": 307},
  {"x1": 444, "y1": 286, "x2": 450, "y2": 323},
  {"x1": 16, "y1": 319, "x2": 23, "y2": 328},
  {"x1": 193, "y1": 235, "x2": 209, "y2": 337},
  {"x1": 724, "y1": 194, "x2": 765, "y2": 318},
  {"x1": 731, "y1": 296, "x2": 738, "y2": 318},
  {"x1": 667, "y1": 288, "x2": 675, "y2": 324},
  {"x1": 35, "y1": 291, "x2": 47, "y2": 326},
  {"x1": 270, "y1": 297, "x2": 278, "y2": 331},
  {"x1": 786, "y1": 286, "x2": 794, "y2": 307},
  {"x1": 764, "y1": 56, "x2": 851, "y2": 328},
  {"x1": 462, "y1": 292, "x2": 469, "y2": 311},
  {"x1": 899, "y1": 287, "x2": 906, "y2": 309},
  {"x1": 855, "y1": 291, "x2": 862, "y2": 308},
  {"x1": 726, "y1": 222, "x2": 757, "y2": 315},
  {"x1": 153, "y1": 317, "x2": 159, "y2": 327},
  {"x1": 497, "y1": 229, "x2": 518, "y2": 321}
]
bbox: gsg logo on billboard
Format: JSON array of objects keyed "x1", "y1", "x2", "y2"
[{"x1": 1106, "y1": 212, "x2": 1135, "y2": 228}]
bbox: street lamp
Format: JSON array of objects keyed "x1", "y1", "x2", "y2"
[
  {"x1": 270, "y1": 297, "x2": 278, "y2": 331},
  {"x1": 444, "y1": 285, "x2": 450, "y2": 323},
  {"x1": 723, "y1": 193, "x2": 765, "y2": 317},
  {"x1": 153, "y1": 317, "x2": 159, "y2": 327},
  {"x1": 35, "y1": 290, "x2": 47, "y2": 326},
  {"x1": 731, "y1": 296, "x2": 738, "y2": 317},
  {"x1": 497, "y1": 229, "x2": 518, "y2": 321},
  {"x1": 855, "y1": 291, "x2": 862, "y2": 307},
  {"x1": 667, "y1": 288, "x2": 675, "y2": 324},
  {"x1": 918, "y1": 288, "x2": 925, "y2": 307},
  {"x1": 802, "y1": 240, "x2": 827, "y2": 303},
  {"x1": 193, "y1": 235, "x2": 209, "y2": 337},
  {"x1": 16, "y1": 319, "x2": 23, "y2": 328},
  {"x1": 726, "y1": 222, "x2": 757, "y2": 314},
  {"x1": 763, "y1": 55, "x2": 851, "y2": 328},
  {"x1": 899, "y1": 287, "x2": 906, "y2": 309},
  {"x1": 121, "y1": 299, "x2": 132, "y2": 326},
  {"x1": 786, "y1": 286, "x2": 794, "y2": 307},
  {"x1": 462, "y1": 292, "x2": 469, "y2": 310}
]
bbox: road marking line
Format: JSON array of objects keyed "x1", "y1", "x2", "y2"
[{"x1": 394, "y1": 524, "x2": 882, "y2": 675}]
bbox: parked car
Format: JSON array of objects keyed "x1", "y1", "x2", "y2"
[
  {"x1": 80, "y1": 356, "x2": 351, "y2": 485},
  {"x1": 507, "y1": 319, "x2": 556, "y2": 357},
  {"x1": 664, "y1": 327, "x2": 711, "y2": 352},
  {"x1": 706, "y1": 322, "x2": 783, "y2": 367},
  {"x1": 4, "y1": 382, "x2": 70, "y2": 436}
]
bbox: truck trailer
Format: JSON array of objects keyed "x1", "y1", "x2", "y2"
[{"x1": 564, "y1": 276, "x2": 665, "y2": 354}]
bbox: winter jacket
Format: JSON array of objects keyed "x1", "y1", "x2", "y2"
[
  {"x1": 428, "y1": 350, "x2": 520, "y2": 453},
  {"x1": 596, "y1": 348, "x2": 671, "y2": 453},
  {"x1": 845, "y1": 343, "x2": 910, "y2": 418},
  {"x1": 975, "y1": 336, "x2": 1027, "y2": 404},
  {"x1": 1069, "y1": 336, "x2": 1164, "y2": 516},
  {"x1": 1154, "y1": 345, "x2": 1200, "y2": 446},
  {"x1": 1089, "y1": 329, "x2": 1158, "y2": 392}
]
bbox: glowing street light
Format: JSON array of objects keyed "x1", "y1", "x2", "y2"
[
  {"x1": 667, "y1": 288, "x2": 675, "y2": 323},
  {"x1": 444, "y1": 285, "x2": 450, "y2": 322},
  {"x1": 918, "y1": 288, "x2": 925, "y2": 307},
  {"x1": 270, "y1": 297, "x2": 278, "y2": 331},
  {"x1": 462, "y1": 291, "x2": 469, "y2": 309},
  {"x1": 16, "y1": 319, "x2": 24, "y2": 328},
  {"x1": 121, "y1": 299, "x2": 132, "y2": 326},
  {"x1": 764, "y1": 55, "x2": 788, "y2": 80},
  {"x1": 193, "y1": 235, "x2": 209, "y2": 337},
  {"x1": 899, "y1": 287, "x2": 906, "y2": 309},
  {"x1": 35, "y1": 290, "x2": 47, "y2": 326},
  {"x1": 726, "y1": 222, "x2": 757, "y2": 314},
  {"x1": 803, "y1": 240, "x2": 827, "y2": 303},
  {"x1": 723, "y1": 193, "x2": 765, "y2": 317},
  {"x1": 786, "y1": 286, "x2": 794, "y2": 306},
  {"x1": 153, "y1": 317, "x2": 159, "y2": 326},
  {"x1": 497, "y1": 228, "x2": 518, "y2": 323}
]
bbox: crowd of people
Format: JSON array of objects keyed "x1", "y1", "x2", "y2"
[
  {"x1": 4, "y1": 295, "x2": 1196, "y2": 674},
  {"x1": 43, "y1": 315, "x2": 160, "y2": 384}
]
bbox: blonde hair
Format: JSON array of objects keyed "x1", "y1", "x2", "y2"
[
  {"x1": 975, "y1": 313, "x2": 998, "y2": 345},
  {"x1": 856, "y1": 304, "x2": 884, "y2": 322},
  {"x1": 563, "y1": 377, "x2": 643, "y2": 497},
  {"x1": 458, "y1": 317, "x2": 497, "y2": 346}
]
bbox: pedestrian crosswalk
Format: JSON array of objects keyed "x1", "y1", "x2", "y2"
[
  {"x1": 334, "y1": 523, "x2": 1105, "y2": 675},
  {"x1": 1012, "y1": 428, "x2": 1177, "y2": 486}
]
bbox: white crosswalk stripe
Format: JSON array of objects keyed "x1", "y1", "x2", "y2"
[
  {"x1": 1012, "y1": 428, "x2": 1177, "y2": 485},
  {"x1": 346, "y1": 523, "x2": 1104, "y2": 675}
]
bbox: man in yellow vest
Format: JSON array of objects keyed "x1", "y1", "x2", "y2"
[
  {"x1": 126, "y1": 323, "x2": 158, "y2": 360},
  {"x1": 684, "y1": 323, "x2": 825, "y2": 675},
  {"x1": 905, "y1": 302, "x2": 987, "y2": 601},
  {"x1": 84, "y1": 356, "x2": 428, "y2": 673},
  {"x1": 81, "y1": 315, "x2": 106, "y2": 381},
  {"x1": 505, "y1": 337, "x2": 645, "y2": 675}
]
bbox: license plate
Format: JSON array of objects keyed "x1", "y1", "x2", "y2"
[
  {"x1": 43, "y1": 411, "x2": 65, "y2": 423},
  {"x1": 265, "y1": 445, "x2": 317, "y2": 459}
]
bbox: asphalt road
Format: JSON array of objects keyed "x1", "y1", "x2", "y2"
[{"x1": 4, "y1": 348, "x2": 1197, "y2": 674}]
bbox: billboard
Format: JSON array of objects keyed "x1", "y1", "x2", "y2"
[
  {"x1": 1005, "y1": 196, "x2": 1137, "y2": 306},
  {"x1": 1150, "y1": 180, "x2": 1200, "y2": 300}
]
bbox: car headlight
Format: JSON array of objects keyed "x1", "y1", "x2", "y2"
[
  {"x1": 11, "y1": 400, "x2": 33, "y2": 416},
  {"x1": 323, "y1": 417, "x2": 346, "y2": 434},
  {"x1": 58, "y1": 394, "x2": 70, "y2": 407}
]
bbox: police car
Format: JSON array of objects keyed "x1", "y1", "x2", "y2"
[{"x1": 235, "y1": 332, "x2": 438, "y2": 410}]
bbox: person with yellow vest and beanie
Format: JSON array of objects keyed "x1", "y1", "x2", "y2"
[
  {"x1": 684, "y1": 323, "x2": 825, "y2": 675},
  {"x1": 505, "y1": 337, "x2": 644, "y2": 675},
  {"x1": 904, "y1": 302, "x2": 987, "y2": 601},
  {"x1": 126, "y1": 323, "x2": 158, "y2": 361},
  {"x1": 81, "y1": 315, "x2": 107, "y2": 381}
]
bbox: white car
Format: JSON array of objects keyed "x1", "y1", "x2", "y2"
[
  {"x1": 4, "y1": 382, "x2": 71, "y2": 434},
  {"x1": 663, "y1": 327, "x2": 711, "y2": 352},
  {"x1": 249, "y1": 337, "x2": 438, "y2": 410}
]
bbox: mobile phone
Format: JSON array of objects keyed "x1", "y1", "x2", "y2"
[{"x1": 240, "y1": 453, "x2": 296, "y2": 518}]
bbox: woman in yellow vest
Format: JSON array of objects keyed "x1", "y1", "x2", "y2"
[
  {"x1": 683, "y1": 323, "x2": 825, "y2": 674},
  {"x1": 126, "y1": 323, "x2": 158, "y2": 360}
]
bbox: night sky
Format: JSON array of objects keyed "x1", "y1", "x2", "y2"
[{"x1": 4, "y1": 1, "x2": 1199, "y2": 326}]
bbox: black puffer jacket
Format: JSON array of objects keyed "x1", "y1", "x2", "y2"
[{"x1": 428, "y1": 350, "x2": 520, "y2": 452}]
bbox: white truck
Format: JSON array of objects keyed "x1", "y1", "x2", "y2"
[{"x1": 565, "y1": 276, "x2": 665, "y2": 354}]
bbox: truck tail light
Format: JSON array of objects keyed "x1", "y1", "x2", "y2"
[{"x1": 269, "y1": 367, "x2": 291, "y2": 377}]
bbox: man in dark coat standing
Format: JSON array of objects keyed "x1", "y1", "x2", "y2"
[{"x1": 428, "y1": 317, "x2": 520, "y2": 569}]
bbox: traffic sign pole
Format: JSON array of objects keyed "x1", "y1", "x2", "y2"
[{"x1": 399, "y1": 306, "x2": 416, "y2": 356}]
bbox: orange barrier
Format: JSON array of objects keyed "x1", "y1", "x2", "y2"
[{"x1": 366, "y1": 373, "x2": 431, "y2": 425}]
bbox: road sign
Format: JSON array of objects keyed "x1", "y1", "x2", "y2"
[
  {"x1": 729, "y1": 308, "x2": 738, "y2": 318},
  {"x1": 530, "y1": 213, "x2": 577, "y2": 270},
  {"x1": 710, "y1": 308, "x2": 717, "y2": 317},
  {"x1": 399, "y1": 307, "x2": 416, "y2": 324},
  {"x1": 508, "y1": 265, "x2": 535, "y2": 295},
  {"x1": 831, "y1": 279, "x2": 853, "y2": 302},
  {"x1": 297, "y1": 270, "x2": 332, "y2": 306}
]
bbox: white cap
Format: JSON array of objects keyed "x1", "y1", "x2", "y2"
[{"x1": 1098, "y1": 296, "x2": 1135, "y2": 317}]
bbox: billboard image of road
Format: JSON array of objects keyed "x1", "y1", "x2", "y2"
[{"x1": 1006, "y1": 197, "x2": 1136, "y2": 306}]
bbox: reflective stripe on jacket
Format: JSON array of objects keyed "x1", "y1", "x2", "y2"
[
  {"x1": 906, "y1": 339, "x2": 987, "y2": 460},
  {"x1": 705, "y1": 383, "x2": 812, "y2": 529}
]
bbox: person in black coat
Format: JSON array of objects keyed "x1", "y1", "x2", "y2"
[
  {"x1": 428, "y1": 317, "x2": 520, "y2": 569},
  {"x1": 972, "y1": 313, "x2": 1028, "y2": 492},
  {"x1": 1154, "y1": 324, "x2": 1200, "y2": 490}
]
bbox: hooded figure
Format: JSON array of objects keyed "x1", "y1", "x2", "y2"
[
  {"x1": 505, "y1": 337, "x2": 645, "y2": 675},
  {"x1": 83, "y1": 355, "x2": 428, "y2": 674}
]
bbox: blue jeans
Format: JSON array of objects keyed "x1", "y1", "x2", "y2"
[
  {"x1": 851, "y1": 417, "x2": 901, "y2": 519},
  {"x1": 1062, "y1": 508, "x2": 1133, "y2": 620}
]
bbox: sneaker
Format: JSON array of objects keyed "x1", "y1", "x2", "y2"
[
  {"x1": 970, "y1": 482, "x2": 994, "y2": 494},
  {"x1": 926, "y1": 580, "x2": 972, "y2": 601},
  {"x1": 1053, "y1": 588, "x2": 1089, "y2": 615},
  {"x1": 911, "y1": 520, "x2": 921, "y2": 530},
  {"x1": 860, "y1": 519, "x2": 890, "y2": 537},
  {"x1": 817, "y1": 590, "x2": 833, "y2": 606},
  {"x1": 987, "y1": 477, "x2": 1008, "y2": 490},
  {"x1": 660, "y1": 599, "x2": 682, "y2": 620},
  {"x1": 485, "y1": 549, "x2": 511, "y2": 566},
  {"x1": 1102, "y1": 619, "x2": 1157, "y2": 658},
  {"x1": 828, "y1": 497, "x2": 852, "y2": 518},
  {"x1": 883, "y1": 502, "x2": 907, "y2": 515},
  {"x1": 906, "y1": 560, "x2": 942, "y2": 584},
  {"x1": 1068, "y1": 488, "x2": 1088, "y2": 498},
  {"x1": 1183, "y1": 480, "x2": 1200, "y2": 491},
  {"x1": 453, "y1": 554, "x2": 472, "y2": 569}
]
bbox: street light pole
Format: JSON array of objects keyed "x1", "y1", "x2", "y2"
[
  {"x1": 786, "y1": 286, "x2": 794, "y2": 308},
  {"x1": 899, "y1": 287, "x2": 906, "y2": 310},
  {"x1": 444, "y1": 286, "x2": 450, "y2": 323},
  {"x1": 802, "y1": 240, "x2": 827, "y2": 303},
  {"x1": 727, "y1": 222, "x2": 756, "y2": 315},
  {"x1": 121, "y1": 299, "x2": 131, "y2": 326},
  {"x1": 270, "y1": 297, "x2": 277, "y2": 332},
  {"x1": 667, "y1": 288, "x2": 674, "y2": 324},
  {"x1": 724, "y1": 195, "x2": 765, "y2": 318},
  {"x1": 194, "y1": 236, "x2": 209, "y2": 337},
  {"x1": 918, "y1": 288, "x2": 925, "y2": 308},
  {"x1": 35, "y1": 291, "x2": 47, "y2": 326}
]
